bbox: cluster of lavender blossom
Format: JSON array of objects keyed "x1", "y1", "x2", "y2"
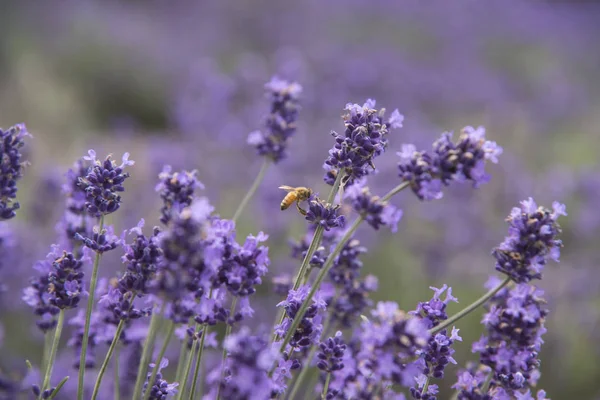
[{"x1": 2, "y1": 74, "x2": 566, "y2": 400}]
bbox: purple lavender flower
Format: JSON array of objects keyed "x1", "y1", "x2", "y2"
[
  {"x1": 471, "y1": 278, "x2": 548, "y2": 396},
  {"x1": 207, "y1": 327, "x2": 277, "y2": 400},
  {"x1": 410, "y1": 285, "x2": 459, "y2": 329},
  {"x1": 47, "y1": 251, "x2": 86, "y2": 310},
  {"x1": 317, "y1": 331, "x2": 346, "y2": 373},
  {"x1": 305, "y1": 198, "x2": 345, "y2": 231},
  {"x1": 155, "y1": 166, "x2": 203, "y2": 225},
  {"x1": 247, "y1": 77, "x2": 302, "y2": 163},
  {"x1": 143, "y1": 358, "x2": 178, "y2": 400},
  {"x1": 0, "y1": 123, "x2": 30, "y2": 220},
  {"x1": 324, "y1": 100, "x2": 403, "y2": 186},
  {"x1": 77, "y1": 150, "x2": 134, "y2": 217},
  {"x1": 345, "y1": 180, "x2": 403, "y2": 232},
  {"x1": 492, "y1": 198, "x2": 565, "y2": 283},
  {"x1": 397, "y1": 126, "x2": 502, "y2": 200},
  {"x1": 118, "y1": 219, "x2": 162, "y2": 295},
  {"x1": 74, "y1": 224, "x2": 121, "y2": 254},
  {"x1": 271, "y1": 274, "x2": 292, "y2": 296},
  {"x1": 22, "y1": 246, "x2": 62, "y2": 332}
]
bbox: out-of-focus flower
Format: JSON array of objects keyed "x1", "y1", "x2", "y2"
[
  {"x1": 155, "y1": 166, "x2": 203, "y2": 225},
  {"x1": 143, "y1": 358, "x2": 178, "y2": 400},
  {"x1": 77, "y1": 150, "x2": 134, "y2": 217},
  {"x1": 317, "y1": 331, "x2": 346, "y2": 373},
  {"x1": 324, "y1": 100, "x2": 403, "y2": 186},
  {"x1": 0, "y1": 123, "x2": 30, "y2": 220},
  {"x1": 345, "y1": 180, "x2": 403, "y2": 232},
  {"x1": 493, "y1": 198, "x2": 565, "y2": 283},
  {"x1": 397, "y1": 126, "x2": 502, "y2": 200},
  {"x1": 247, "y1": 77, "x2": 302, "y2": 163}
]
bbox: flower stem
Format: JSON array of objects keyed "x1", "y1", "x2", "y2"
[
  {"x1": 273, "y1": 180, "x2": 410, "y2": 367},
  {"x1": 91, "y1": 318, "x2": 126, "y2": 400},
  {"x1": 273, "y1": 171, "x2": 345, "y2": 342},
  {"x1": 77, "y1": 215, "x2": 104, "y2": 400},
  {"x1": 40, "y1": 309, "x2": 65, "y2": 398},
  {"x1": 132, "y1": 302, "x2": 166, "y2": 400},
  {"x1": 42, "y1": 331, "x2": 52, "y2": 376},
  {"x1": 216, "y1": 298, "x2": 238, "y2": 400},
  {"x1": 276, "y1": 216, "x2": 363, "y2": 357},
  {"x1": 429, "y1": 276, "x2": 511, "y2": 335},
  {"x1": 321, "y1": 373, "x2": 331, "y2": 400},
  {"x1": 420, "y1": 375, "x2": 430, "y2": 397},
  {"x1": 480, "y1": 371, "x2": 493, "y2": 394},
  {"x1": 174, "y1": 339, "x2": 188, "y2": 385},
  {"x1": 142, "y1": 321, "x2": 176, "y2": 400},
  {"x1": 47, "y1": 376, "x2": 69, "y2": 400},
  {"x1": 114, "y1": 344, "x2": 121, "y2": 400},
  {"x1": 232, "y1": 159, "x2": 270, "y2": 223},
  {"x1": 178, "y1": 325, "x2": 201, "y2": 400},
  {"x1": 189, "y1": 325, "x2": 210, "y2": 400}
]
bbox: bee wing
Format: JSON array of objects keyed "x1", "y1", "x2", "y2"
[{"x1": 278, "y1": 185, "x2": 296, "y2": 192}]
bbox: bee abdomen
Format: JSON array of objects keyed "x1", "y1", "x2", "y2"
[{"x1": 281, "y1": 193, "x2": 296, "y2": 210}]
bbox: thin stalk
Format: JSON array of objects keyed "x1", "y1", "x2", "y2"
[
  {"x1": 114, "y1": 344, "x2": 120, "y2": 400},
  {"x1": 174, "y1": 339, "x2": 188, "y2": 385},
  {"x1": 142, "y1": 322, "x2": 176, "y2": 400},
  {"x1": 286, "y1": 299, "x2": 336, "y2": 400},
  {"x1": 321, "y1": 373, "x2": 331, "y2": 400},
  {"x1": 215, "y1": 298, "x2": 239, "y2": 400},
  {"x1": 273, "y1": 171, "x2": 345, "y2": 341},
  {"x1": 40, "y1": 310, "x2": 65, "y2": 398},
  {"x1": 420, "y1": 375, "x2": 430, "y2": 397},
  {"x1": 480, "y1": 371, "x2": 493, "y2": 394},
  {"x1": 276, "y1": 217, "x2": 363, "y2": 357},
  {"x1": 41, "y1": 331, "x2": 52, "y2": 375},
  {"x1": 189, "y1": 325, "x2": 210, "y2": 400},
  {"x1": 273, "y1": 180, "x2": 411, "y2": 370},
  {"x1": 91, "y1": 319, "x2": 126, "y2": 400},
  {"x1": 178, "y1": 325, "x2": 200, "y2": 400},
  {"x1": 429, "y1": 276, "x2": 511, "y2": 335},
  {"x1": 47, "y1": 376, "x2": 69, "y2": 400},
  {"x1": 77, "y1": 215, "x2": 105, "y2": 400},
  {"x1": 232, "y1": 159, "x2": 270, "y2": 222},
  {"x1": 132, "y1": 302, "x2": 166, "y2": 400}
]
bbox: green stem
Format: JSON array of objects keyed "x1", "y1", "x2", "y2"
[
  {"x1": 480, "y1": 371, "x2": 493, "y2": 394},
  {"x1": 77, "y1": 215, "x2": 105, "y2": 400},
  {"x1": 41, "y1": 331, "x2": 52, "y2": 376},
  {"x1": 142, "y1": 322, "x2": 176, "y2": 400},
  {"x1": 232, "y1": 159, "x2": 270, "y2": 222},
  {"x1": 114, "y1": 344, "x2": 121, "y2": 400},
  {"x1": 178, "y1": 325, "x2": 200, "y2": 400},
  {"x1": 273, "y1": 180, "x2": 411, "y2": 371},
  {"x1": 91, "y1": 319, "x2": 126, "y2": 400},
  {"x1": 47, "y1": 376, "x2": 69, "y2": 400},
  {"x1": 132, "y1": 302, "x2": 166, "y2": 400},
  {"x1": 189, "y1": 326, "x2": 210, "y2": 400},
  {"x1": 216, "y1": 298, "x2": 238, "y2": 400},
  {"x1": 420, "y1": 374, "x2": 430, "y2": 397},
  {"x1": 40, "y1": 310, "x2": 65, "y2": 398},
  {"x1": 429, "y1": 276, "x2": 511, "y2": 335},
  {"x1": 276, "y1": 216, "x2": 363, "y2": 358},
  {"x1": 321, "y1": 373, "x2": 331, "y2": 400},
  {"x1": 273, "y1": 171, "x2": 345, "y2": 342},
  {"x1": 174, "y1": 339, "x2": 188, "y2": 386}
]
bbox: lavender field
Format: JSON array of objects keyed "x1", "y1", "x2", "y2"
[{"x1": 1, "y1": 1, "x2": 600, "y2": 399}]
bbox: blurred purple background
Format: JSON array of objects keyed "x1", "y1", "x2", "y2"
[{"x1": 1, "y1": 1, "x2": 600, "y2": 398}]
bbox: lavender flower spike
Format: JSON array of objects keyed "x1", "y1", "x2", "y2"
[
  {"x1": 345, "y1": 179, "x2": 403, "y2": 232},
  {"x1": 155, "y1": 165, "x2": 203, "y2": 225},
  {"x1": 247, "y1": 77, "x2": 302, "y2": 163},
  {"x1": 0, "y1": 123, "x2": 30, "y2": 220},
  {"x1": 77, "y1": 150, "x2": 134, "y2": 217},
  {"x1": 398, "y1": 126, "x2": 502, "y2": 201}
]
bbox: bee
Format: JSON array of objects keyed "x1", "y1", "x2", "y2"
[{"x1": 279, "y1": 185, "x2": 313, "y2": 216}]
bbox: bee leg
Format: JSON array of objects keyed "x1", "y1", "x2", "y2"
[{"x1": 296, "y1": 201, "x2": 307, "y2": 216}]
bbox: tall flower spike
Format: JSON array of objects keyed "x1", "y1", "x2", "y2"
[
  {"x1": 143, "y1": 358, "x2": 179, "y2": 399},
  {"x1": 397, "y1": 126, "x2": 502, "y2": 200},
  {"x1": 0, "y1": 123, "x2": 30, "y2": 220},
  {"x1": 324, "y1": 100, "x2": 403, "y2": 186},
  {"x1": 493, "y1": 198, "x2": 565, "y2": 283},
  {"x1": 77, "y1": 150, "x2": 134, "y2": 217},
  {"x1": 47, "y1": 251, "x2": 86, "y2": 310},
  {"x1": 155, "y1": 166, "x2": 203, "y2": 225},
  {"x1": 247, "y1": 77, "x2": 303, "y2": 163}
]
